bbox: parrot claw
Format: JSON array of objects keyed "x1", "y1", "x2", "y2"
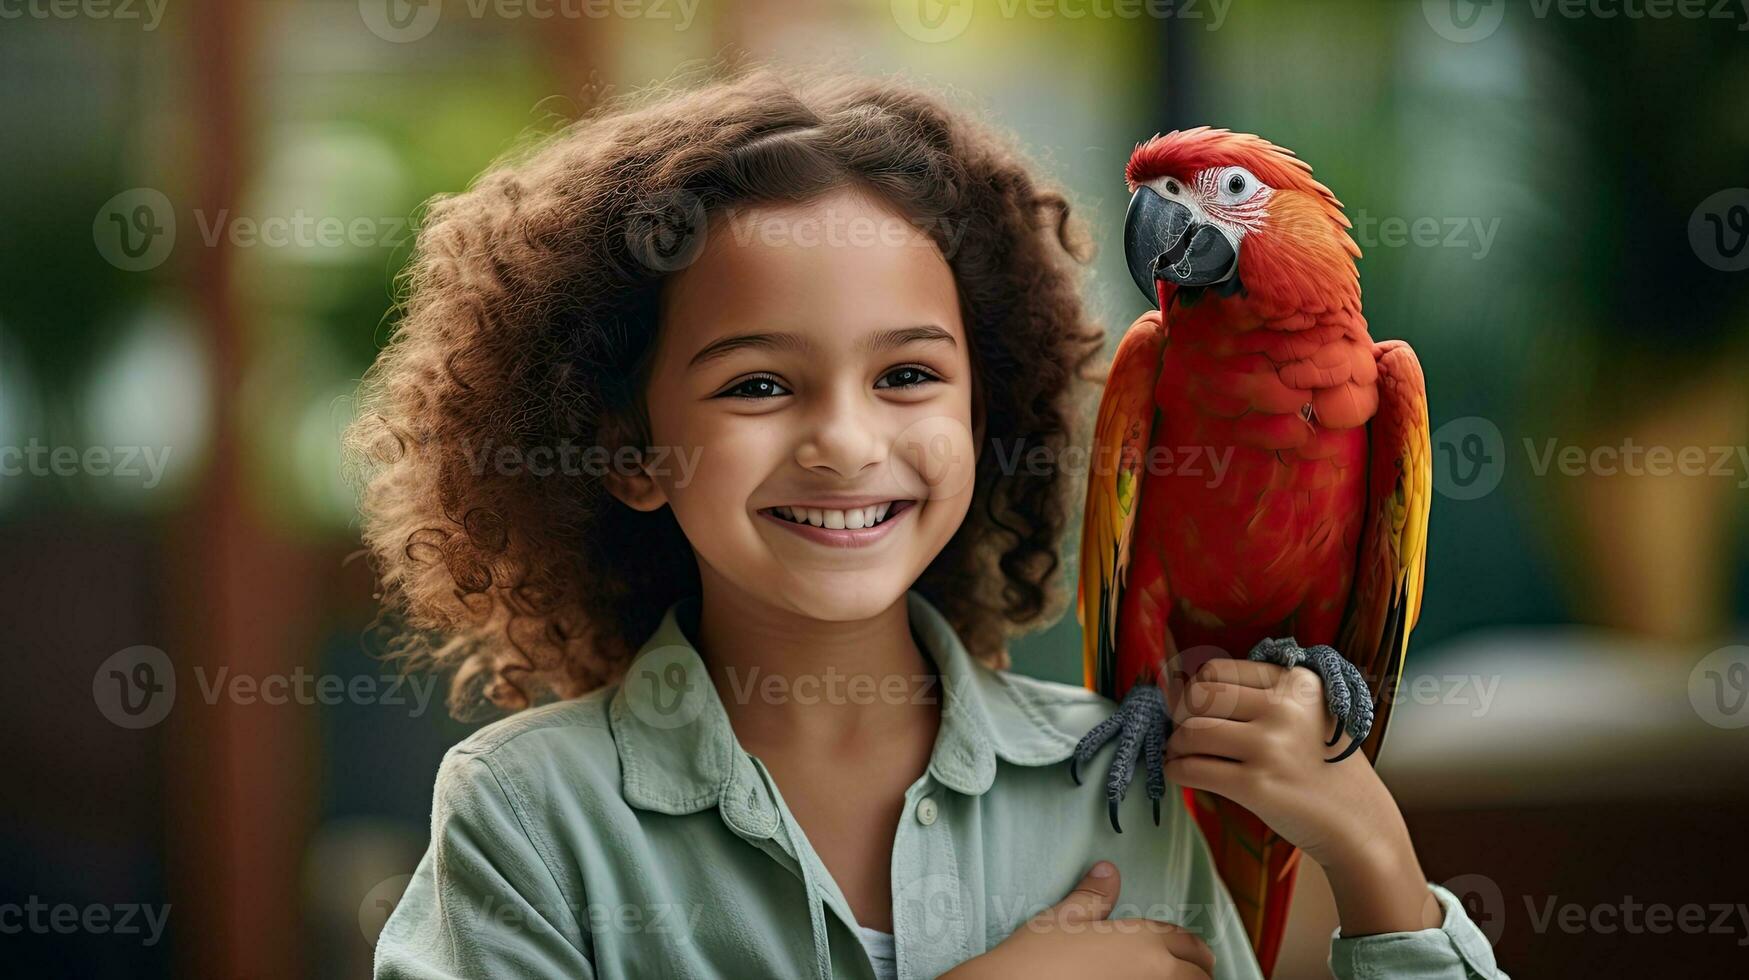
[
  {"x1": 1068, "y1": 682, "x2": 1169, "y2": 835},
  {"x1": 1248, "y1": 637, "x2": 1375, "y2": 763}
]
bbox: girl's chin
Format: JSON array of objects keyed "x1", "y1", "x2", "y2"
[{"x1": 768, "y1": 573, "x2": 914, "y2": 622}]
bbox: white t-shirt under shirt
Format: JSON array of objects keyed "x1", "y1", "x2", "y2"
[{"x1": 857, "y1": 924, "x2": 897, "y2": 980}]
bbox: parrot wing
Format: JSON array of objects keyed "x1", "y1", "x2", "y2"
[
  {"x1": 1078, "y1": 312, "x2": 1168, "y2": 699},
  {"x1": 1337, "y1": 339, "x2": 1431, "y2": 760}
]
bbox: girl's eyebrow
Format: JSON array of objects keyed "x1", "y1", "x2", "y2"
[{"x1": 686, "y1": 324, "x2": 954, "y2": 370}]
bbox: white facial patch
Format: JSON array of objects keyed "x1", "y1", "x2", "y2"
[{"x1": 1144, "y1": 167, "x2": 1273, "y2": 247}]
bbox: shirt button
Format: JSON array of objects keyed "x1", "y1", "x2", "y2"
[{"x1": 915, "y1": 797, "x2": 938, "y2": 826}]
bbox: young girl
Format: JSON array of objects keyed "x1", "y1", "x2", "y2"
[{"x1": 353, "y1": 68, "x2": 1506, "y2": 979}]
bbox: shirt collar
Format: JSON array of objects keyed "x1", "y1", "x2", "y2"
[{"x1": 608, "y1": 590, "x2": 1084, "y2": 824}]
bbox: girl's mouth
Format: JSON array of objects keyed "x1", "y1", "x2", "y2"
[{"x1": 757, "y1": 499, "x2": 916, "y2": 547}]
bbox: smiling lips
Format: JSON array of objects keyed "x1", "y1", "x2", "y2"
[{"x1": 758, "y1": 499, "x2": 916, "y2": 547}]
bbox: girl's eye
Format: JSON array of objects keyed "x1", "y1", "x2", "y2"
[
  {"x1": 874, "y1": 365, "x2": 941, "y2": 390},
  {"x1": 716, "y1": 374, "x2": 791, "y2": 399}
]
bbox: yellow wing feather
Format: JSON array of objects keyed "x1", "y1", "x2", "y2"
[{"x1": 1079, "y1": 314, "x2": 1168, "y2": 698}]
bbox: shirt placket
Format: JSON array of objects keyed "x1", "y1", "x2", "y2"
[
  {"x1": 890, "y1": 773, "x2": 974, "y2": 980},
  {"x1": 722, "y1": 753, "x2": 843, "y2": 980}
]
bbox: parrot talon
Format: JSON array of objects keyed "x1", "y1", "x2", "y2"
[
  {"x1": 1247, "y1": 638, "x2": 1376, "y2": 762},
  {"x1": 1068, "y1": 683, "x2": 1170, "y2": 835}
]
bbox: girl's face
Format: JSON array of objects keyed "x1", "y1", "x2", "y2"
[{"x1": 618, "y1": 186, "x2": 978, "y2": 624}]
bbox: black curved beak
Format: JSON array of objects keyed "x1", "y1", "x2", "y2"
[{"x1": 1123, "y1": 185, "x2": 1239, "y2": 308}]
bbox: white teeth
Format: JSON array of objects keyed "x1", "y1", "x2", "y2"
[{"x1": 772, "y1": 503, "x2": 903, "y2": 529}]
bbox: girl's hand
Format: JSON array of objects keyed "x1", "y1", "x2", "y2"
[
  {"x1": 1164, "y1": 659, "x2": 1442, "y2": 935},
  {"x1": 941, "y1": 862, "x2": 1215, "y2": 980}
]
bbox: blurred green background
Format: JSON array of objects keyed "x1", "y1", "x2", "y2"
[{"x1": 4, "y1": 1, "x2": 1747, "y2": 977}]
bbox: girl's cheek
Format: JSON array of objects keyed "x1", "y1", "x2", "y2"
[{"x1": 893, "y1": 410, "x2": 977, "y2": 506}]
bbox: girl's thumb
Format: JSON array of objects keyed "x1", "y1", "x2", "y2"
[{"x1": 1049, "y1": 861, "x2": 1119, "y2": 926}]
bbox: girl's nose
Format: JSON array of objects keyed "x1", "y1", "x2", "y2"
[{"x1": 794, "y1": 390, "x2": 885, "y2": 477}]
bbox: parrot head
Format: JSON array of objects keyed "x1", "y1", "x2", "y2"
[{"x1": 1122, "y1": 127, "x2": 1360, "y2": 316}]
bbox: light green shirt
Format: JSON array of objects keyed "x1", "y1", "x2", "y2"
[{"x1": 376, "y1": 591, "x2": 1507, "y2": 979}]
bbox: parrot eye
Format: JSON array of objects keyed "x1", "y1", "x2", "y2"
[
  {"x1": 1164, "y1": 179, "x2": 1181, "y2": 196},
  {"x1": 1212, "y1": 166, "x2": 1263, "y2": 206}
]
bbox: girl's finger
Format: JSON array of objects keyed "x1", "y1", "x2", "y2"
[
  {"x1": 1162, "y1": 754, "x2": 1248, "y2": 796},
  {"x1": 1152, "y1": 922, "x2": 1216, "y2": 977},
  {"x1": 1190, "y1": 658, "x2": 1283, "y2": 690},
  {"x1": 1181, "y1": 680, "x2": 1270, "y2": 721},
  {"x1": 1167, "y1": 716, "x2": 1265, "y2": 762}
]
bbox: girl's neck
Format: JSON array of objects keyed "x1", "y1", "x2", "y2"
[{"x1": 690, "y1": 567, "x2": 939, "y2": 752}]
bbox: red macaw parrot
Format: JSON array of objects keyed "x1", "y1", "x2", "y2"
[{"x1": 1069, "y1": 128, "x2": 1431, "y2": 977}]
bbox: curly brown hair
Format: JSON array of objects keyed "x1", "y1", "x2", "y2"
[{"x1": 345, "y1": 66, "x2": 1107, "y2": 719}]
